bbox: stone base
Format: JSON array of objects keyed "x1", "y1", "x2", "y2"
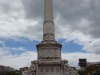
[{"x1": 26, "y1": 60, "x2": 78, "y2": 75}]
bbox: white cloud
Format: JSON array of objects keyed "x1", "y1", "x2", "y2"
[
  {"x1": 0, "y1": 42, "x2": 31, "y2": 59},
  {"x1": 0, "y1": 49, "x2": 100, "y2": 69},
  {"x1": 0, "y1": 51, "x2": 37, "y2": 69},
  {"x1": 55, "y1": 16, "x2": 100, "y2": 54},
  {"x1": 0, "y1": 0, "x2": 42, "y2": 40},
  {"x1": 0, "y1": 45, "x2": 37, "y2": 69},
  {"x1": 83, "y1": 39, "x2": 100, "y2": 54},
  {"x1": 62, "y1": 52, "x2": 100, "y2": 67},
  {"x1": 0, "y1": 48, "x2": 10, "y2": 57}
]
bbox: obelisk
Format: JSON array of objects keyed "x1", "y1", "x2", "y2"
[
  {"x1": 37, "y1": 0, "x2": 62, "y2": 61},
  {"x1": 43, "y1": 0, "x2": 55, "y2": 42}
]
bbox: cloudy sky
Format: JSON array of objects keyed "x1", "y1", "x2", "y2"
[{"x1": 0, "y1": 0, "x2": 100, "y2": 69}]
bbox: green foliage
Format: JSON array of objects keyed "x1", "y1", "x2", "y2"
[
  {"x1": 0, "y1": 71, "x2": 21, "y2": 75},
  {"x1": 78, "y1": 70, "x2": 86, "y2": 75},
  {"x1": 78, "y1": 64, "x2": 100, "y2": 75}
]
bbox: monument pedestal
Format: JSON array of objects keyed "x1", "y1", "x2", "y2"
[
  {"x1": 35, "y1": 42, "x2": 62, "y2": 75},
  {"x1": 36, "y1": 42, "x2": 62, "y2": 60},
  {"x1": 31, "y1": 59, "x2": 69, "y2": 75}
]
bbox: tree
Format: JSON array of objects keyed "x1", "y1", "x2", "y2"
[
  {"x1": 0, "y1": 71, "x2": 21, "y2": 75},
  {"x1": 78, "y1": 64, "x2": 100, "y2": 75}
]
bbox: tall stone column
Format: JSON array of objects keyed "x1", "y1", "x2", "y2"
[
  {"x1": 44, "y1": 0, "x2": 53, "y2": 21},
  {"x1": 43, "y1": 0, "x2": 55, "y2": 42},
  {"x1": 37, "y1": 0, "x2": 62, "y2": 60}
]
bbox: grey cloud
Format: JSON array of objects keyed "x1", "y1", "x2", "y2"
[
  {"x1": 0, "y1": 3, "x2": 11, "y2": 13},
  {"x1": 21, "y1": 0, "x2": 43, "y2": 20},
  {"x1": 23, "y1": 24, "x2": 43, "y2": 40},
  {"x1": 0, "y1": 0, "x2": 22, "y2": 14},
  {"x1": 54, "y1": 0, "x2": 100, "y2": 38}
]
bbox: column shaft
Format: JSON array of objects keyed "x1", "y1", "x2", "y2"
[{"x1": 43, "y1": 0, "x2": 55, "y2": 42}]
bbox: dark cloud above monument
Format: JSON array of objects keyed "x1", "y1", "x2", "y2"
[
  {"x1": 53, "y1": 0, "x2": 100, "y2": 38},
  {"x1": 21, "y1": 0, "x2": 43, "y2": 20}
]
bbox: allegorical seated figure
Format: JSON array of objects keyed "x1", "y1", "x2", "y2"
[
  {"x1": 64, "y1": 65, "x2": 79, "y2": 75},
  {"x1": 30, "y1": 61, "x2": 36, "y2": 75},
  {"x1": 62, "y1": 60, "x2": 78, "y2": 75}
]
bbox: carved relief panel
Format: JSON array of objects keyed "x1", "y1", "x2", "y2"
[
  {"x1": 38, "y1": 47, "x2": 60, "y2": 58},
  {"x1": 39, "y1": 67, "x2": 60, "y2": 73}
]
